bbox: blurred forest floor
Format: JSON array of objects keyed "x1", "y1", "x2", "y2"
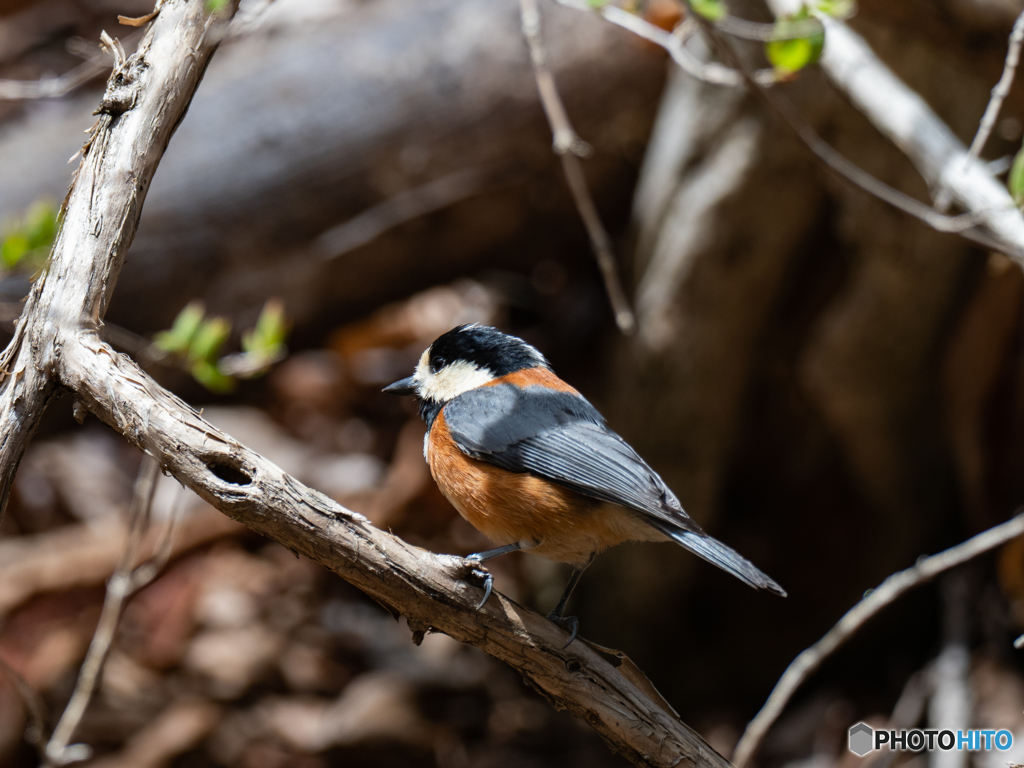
[{"x1": 2, "y1": 0, "x2": 1024, "y2": 766}]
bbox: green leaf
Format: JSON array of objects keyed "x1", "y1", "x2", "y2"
[
  {"x1": 24, "y1": 201, "x2": 58, "y2": 249},
  {"x1": 766, "y1": 9, "x2": 824, "y2": 75},
  {"x1": 1009, "y1": 143, "x2": 1024, "y2": 206},
  {"x1": 206, "y1": 0, "x2": 229, "y2": 12},
  {"x1": 1, "y1": 235, "x2": 30, "y2": 269},
  {"x1": 192, "y1": 360, "x2": 236, "y2": 393},
  {"x1": 242, "y1": 298, "x2": 289, "y2": 356},
  {"x1": 189, "y1": 316, "x2": 231, "y2": 364},
  {"x1": 0, "y1": 199, "x2": 58, "y2": 270},
  {"x1": 691, "y1": 0, "x2": 726, "y2": 22},
  {"x1": 585, "y1": 0, "x2": 609, "y2": 7},
  {"x1": 153, "y1": 301, "x2": 206, "y2": 355}
]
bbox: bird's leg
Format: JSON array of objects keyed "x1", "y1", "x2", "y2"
[
  {"x1": 462, "y1": 543, "x2": 522, "y2": 610},
  {"x1": 547, "y1": 554, "x2": 595, "y2": 649}
]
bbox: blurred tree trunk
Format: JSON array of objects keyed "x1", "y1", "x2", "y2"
[{"x1": 0, "y1": 0, "x2": 666, "y2": 335}]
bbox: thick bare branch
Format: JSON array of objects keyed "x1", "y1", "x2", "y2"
[
  {"x1": 61, "y1": 331, "x2": 723, "y2": 768},
  {"x1": 0, "y1": 1, "x2": 734, "y2": 764},
  {"x1": 0, "y1": 0, "x2": 233, "y2": 511}
]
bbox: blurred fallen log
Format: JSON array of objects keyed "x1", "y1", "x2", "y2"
[
  {"x1": 0, "y1": 504, "x2": 242, "y2": 617},
  {"x1": 0, "y1": 0, "x2": 665, "y2": 335},
  {"x1": 85, "y1": 700, "x2": 222, "y2": 768}
]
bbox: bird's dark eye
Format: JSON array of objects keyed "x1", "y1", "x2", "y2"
[{"x1": 431, "y1": 354, "x2": 447, "y2": 372}]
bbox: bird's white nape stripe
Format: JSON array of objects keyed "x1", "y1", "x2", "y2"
[
  {"x1": 521, "y1": 341, "x2": 546, "y2": 367},
  {"x1": 414, "y1": 356, "x2": 496, "y2": 402}
]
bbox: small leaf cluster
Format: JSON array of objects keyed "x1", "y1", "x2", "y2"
[
  {"x1": 153, "y1": 299, "x2": 289, "y2": 393},
  {"x1": 765, "y1": 6, "x2": 825, "y2": 78},
  {"x1": 1, "y1": 200, "x2": 59, "y2": 271}
]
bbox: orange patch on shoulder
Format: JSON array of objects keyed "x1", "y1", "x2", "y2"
[
  {"x1": 482, "y1": 366, "x2": 579, "y2": 394},
  {"x1": 426, "y1": 407, "x2": 661, "y2": 567}
]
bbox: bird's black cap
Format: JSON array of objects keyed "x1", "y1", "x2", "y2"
[{"x1": 427, "y1": 324, "x2": 548, "y2": 377}]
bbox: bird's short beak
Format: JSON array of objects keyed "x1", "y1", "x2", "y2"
[{"x1": 382, "y1": 375, "x2": 417, "y2": 396}]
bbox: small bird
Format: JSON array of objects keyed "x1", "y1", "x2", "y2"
[{"x1": 384, "y1": 324, "x2": 785, "y2": 645}]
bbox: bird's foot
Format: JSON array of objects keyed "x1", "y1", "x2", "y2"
[
  {"x1": 547, "y1": 611, "x2": 580, "y2": 649},
  {"x1": 458, "y1": 554, "x2": 493, "y2": 610}
]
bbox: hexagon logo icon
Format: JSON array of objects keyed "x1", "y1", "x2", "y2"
[{"x1": 849, "y1": 723, "x2": 874, "y2": 756}]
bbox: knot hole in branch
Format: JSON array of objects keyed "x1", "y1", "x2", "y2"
[{"x1": 207, "y1": 459, "x2": 253, "y2": 486}]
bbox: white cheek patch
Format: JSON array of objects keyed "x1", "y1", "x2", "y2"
[{"x1": 415, "y1": 359, "x2": 496, "y2": 403}]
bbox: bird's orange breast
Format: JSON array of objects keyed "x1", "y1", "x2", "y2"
[{"x1": 426, "y1": 385, "x2": 664, "y2": 567}]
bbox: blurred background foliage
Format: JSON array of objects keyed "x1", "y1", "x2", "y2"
[{"x1": 1, "y1": 0, "x2": 1024, "y2": 766}]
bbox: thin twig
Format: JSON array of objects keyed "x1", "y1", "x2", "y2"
[
  {"x1": 43, "y1": 457, "x2": 181, "y2": 767},
  {"x1": 520, "y1": 0, "x2": 636, "y2": 334},
  {"x1": 935, "y1": 10, "x2": 1024, "y2": 210},
  {"x1": 315, "y1": 169, "x2": 489, "y2": 259},
  {"x1": 732, "y1": 511, "x2": 1024, "y2": 768},
  {"x1": 558, "y1": 0, "x2": 748, "y2": 87},
  {"x1": 0, "y1": 30, "x2": 143, "y2": 102},
  {"x1": 0, "y1": 59, "x2": 108, "y2": 101},
  {"x1": 864, "y1": 667, "x2": 932, "y2": 768},
  {"x1": 0, "y1": 653, "x2": 48, "y2": 754},
  {"x1": 967, "y1": 11, "x2": 1024, "y2": 167}
]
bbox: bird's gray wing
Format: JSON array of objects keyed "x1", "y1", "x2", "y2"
[
  {"x1": 443, "y1": 383, "x2": 786, "y2": 595},
  {"x1": 441, "y1": 383, "x2": 701, "y2": 533}
]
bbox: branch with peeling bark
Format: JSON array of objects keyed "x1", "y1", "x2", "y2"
[{"x1": 0, "y1": 1, "x2": 728, "y2": 765}]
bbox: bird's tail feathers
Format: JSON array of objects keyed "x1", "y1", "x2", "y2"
[{"x1": 656, "y1": 524, "x2": 787, "y2": 597}]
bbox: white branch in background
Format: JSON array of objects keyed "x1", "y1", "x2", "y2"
[
  {"x1": 567, "y1": 0, "x2": 1024, "y2": 261},
  {"x1": 732, "y1": 512, "x2": 1024, "y2": 768},
  {"x1": 795, "y1": 11, "x2": 1024, "y2": 264},
  {"x1": 520, "y1": 0, "x2": 636, "y2": 334}
]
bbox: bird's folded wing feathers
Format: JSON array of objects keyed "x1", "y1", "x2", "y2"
[{"x1": 442, "y1": 384, "x2": 702, "y2": 534}]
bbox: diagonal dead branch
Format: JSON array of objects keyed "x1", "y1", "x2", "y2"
[
  {"x1": 62, "y1": 330, "x2": 724, "y2": 768},
  {"x1": 732, "y1": 511, "x2": 1024, "y2": 768}
]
